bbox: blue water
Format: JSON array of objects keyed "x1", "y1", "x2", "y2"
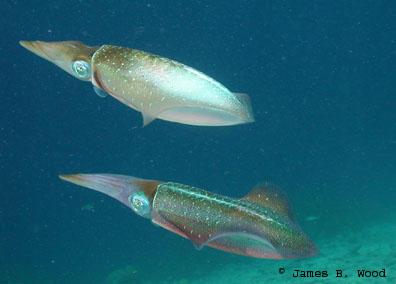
[{"x1": 1, "y1": 1, "x2": 396, "y2": 283}]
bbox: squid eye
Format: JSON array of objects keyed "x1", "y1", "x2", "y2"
[
  {"x1": 71, "y1": 60, "x2": 91, "y2": 80},
  {"x1": 128, "y1": 192, "x2": 151, "y2": 217}
]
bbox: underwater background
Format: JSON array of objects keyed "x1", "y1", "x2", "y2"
[{"x1": 1, "y1": 0, "x2": 396, "y2": 283}]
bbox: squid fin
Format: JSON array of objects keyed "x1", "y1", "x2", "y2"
[
  {"x1": 233, "y1": 92, "x2": 254, "y2": 121},
  {"x1": 93, "y1": 85, "x2": 108, "y2": 98},
  {"x1": 242, "y1": 183, "x2": 296, "y2": 222},
  {"x1": 142, "y1": 112, "x2": 156, "y2": 127}
]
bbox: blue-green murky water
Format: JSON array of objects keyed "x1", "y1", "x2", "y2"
[{"x1": 1, "y1": 1, "x2": 395, "y2": 283}]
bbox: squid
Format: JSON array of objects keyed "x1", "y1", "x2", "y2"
[
  {"x1": 60, "y1": 173, "x2": 318, "y2": 259},
  {"x1": 20, "y1": 40, "x2": 254, "y2": 126}
]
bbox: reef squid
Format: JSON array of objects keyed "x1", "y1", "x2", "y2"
[
  {"x1": 59, "y1": 173, "x2": 318, "y2": 259},
  {"x1": 19, "y1": 40, "x2": 254, "y2": 126}
]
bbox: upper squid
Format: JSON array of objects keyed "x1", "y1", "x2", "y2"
[{"x1": 20, "y1": 40, "x2": 254, "y2": 127}]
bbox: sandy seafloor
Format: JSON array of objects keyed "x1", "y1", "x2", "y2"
[
  {"x1": 142, "y1": 221, "x2": 395, "y2": 284},
  {"x1": 7, "y1": 220, "x2": 393, "y2": 284},
  {"x1": 5, "y1": 221, "x2": 394, "y2": 284}
]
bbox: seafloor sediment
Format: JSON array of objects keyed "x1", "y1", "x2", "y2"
[{"x1": 150, "y1": 221, "x2": 396, "y2": 284}]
